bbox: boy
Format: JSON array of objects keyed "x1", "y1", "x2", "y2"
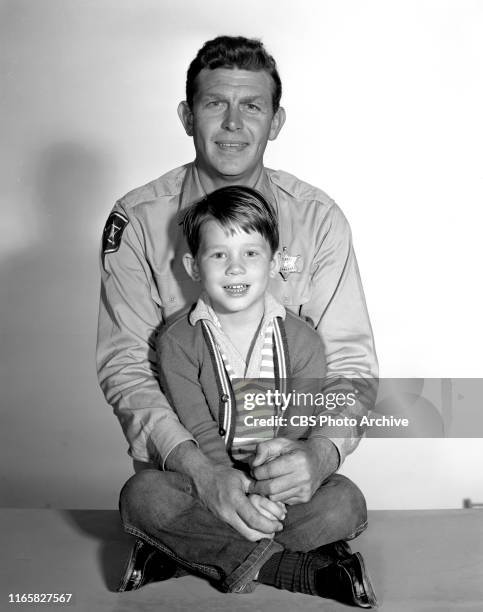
[{"x1": 155, "y1": 186, "x2": 377, "y2": 607}]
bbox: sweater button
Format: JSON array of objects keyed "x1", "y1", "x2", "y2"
[
  {"x1": 221, "y1": 394, "x2": 229, "y2": 402},
  {"x1": 219, "y1": 428, "x2": 226, "y2": 436}
]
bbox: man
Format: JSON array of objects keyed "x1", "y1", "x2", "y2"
[{"x1": 97, "y1": 36, "x2": 378, "y2": 607}]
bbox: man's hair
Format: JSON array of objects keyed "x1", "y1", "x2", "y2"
[
  {"x1": 186, "y1": 36, "x2": 282, "y2": 112},
  {"x1": 182, "y1": 186, "x2": 279, "y2": 257}
]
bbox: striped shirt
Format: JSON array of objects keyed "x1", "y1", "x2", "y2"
[
  {"x1": 224, "y1": 320, "x2": 276, "y2": 460},
  {"x1": 189, "y1": 292, "x2": 286, "y2": 461}
]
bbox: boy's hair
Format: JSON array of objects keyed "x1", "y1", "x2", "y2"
[
  {"x1": 182, "y1": 186, "x2": 279, "y2": 257},
  {"x1": 186, "y1": 35, "x2": 282, "y2": 112}
]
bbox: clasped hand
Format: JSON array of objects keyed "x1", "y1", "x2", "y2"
[
  {"x1": 249, "y1": 438, "x2": 328, "y2": 505},
  {"x1": 197, "y1": 438, "x2": 334, "y2": 542}
]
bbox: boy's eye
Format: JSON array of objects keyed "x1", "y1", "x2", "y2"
[
  {"x1": 212, "y1": 251, "x2": 226, "y2": 259},
  {"x1": 246, "y1": 250, "x2": 258, "y2": 257}
]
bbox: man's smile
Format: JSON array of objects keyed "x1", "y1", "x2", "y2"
[{"x1": 215, "y1": 141, "x2": 249, "y2": 151}]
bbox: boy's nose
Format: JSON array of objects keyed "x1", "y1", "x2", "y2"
[{"x1": 226, "y1": 258, "x2": 245, "y2": 274}]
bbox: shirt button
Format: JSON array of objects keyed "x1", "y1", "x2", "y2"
[
  {"x1": 219, "y1": 428, "x2": 226, "y2": 436},
  {"x1": 221, "y1": 394, "x2": 229, "y2": 402},
  {"x1": 168, "y1": 296, "x2": 175, "y2": 303},
  {"x1": 283, "y1": 296, "x2": 289, "y2": 303}
]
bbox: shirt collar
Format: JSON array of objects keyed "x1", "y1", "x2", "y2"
[
  {"x1": 179, "y1": 162, "x2": 275, "y2": 212},
  {"x1": 179, "y1": 163, "x2": 205, "y2": 211},
  {"x1": 189, "y1": 291, "x2": 285, "y2": 328},
  {"x1": 189, "y1": 291, "x2": 222, "y2": 328}
]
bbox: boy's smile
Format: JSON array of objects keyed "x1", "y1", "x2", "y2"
[
  {"x1": 183, "y1": 220, "x2": 279, "y2": 320},
  {"x1": 223, "y1": 283, "x2": 249, "y2": 296}
]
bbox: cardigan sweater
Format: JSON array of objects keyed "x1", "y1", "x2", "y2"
[
  {"x1": 188, "y1": 292, "x2": 284, "y2": 460},
  {"x1": 157, "y1": 307, "x2": 330, "y2": 467}
]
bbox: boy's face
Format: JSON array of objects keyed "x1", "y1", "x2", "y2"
[{"x1": 183, "y1": 220, "x2": 280, "y2": 318}]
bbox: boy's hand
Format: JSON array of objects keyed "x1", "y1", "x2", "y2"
[{"x1": 248, "y1": 493, "x2": 286, "y2": 522}]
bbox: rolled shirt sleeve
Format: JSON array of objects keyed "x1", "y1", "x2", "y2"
[
  {"x1": 96, "y1": 201, "x2": 197, "y2": 465},
  {"x1": 304, "y1": 203, "x2": 378, "y2": 462},
  {"x1": 268, "y1": 172, "x2": 378, "y2": 465}
]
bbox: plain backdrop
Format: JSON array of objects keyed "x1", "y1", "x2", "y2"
[{"x1": 1, "y1": 0, "x2": 482, "y2": 509}]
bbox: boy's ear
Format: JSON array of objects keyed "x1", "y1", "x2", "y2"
[
  {"x1": 269, "y1": 251, "x2": 281, "y2": 278},
  {"x1": 183, "y1": 253, "x2": 200, "y2": 281}
]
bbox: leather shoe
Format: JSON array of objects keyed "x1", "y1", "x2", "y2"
[
  {"x1": 313, "y1": 539, "x2": 352, "y2": 563},
  {"x1": 117, "y1": 539, "x2": 177, "y2": 592},
  {"x1": 316, "y1": 552, "x2": 378, "y2": 608}
]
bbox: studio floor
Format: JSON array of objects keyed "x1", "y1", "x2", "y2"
[{"x1": 0, "y1": 508, "x2": 482, "y2": 612}]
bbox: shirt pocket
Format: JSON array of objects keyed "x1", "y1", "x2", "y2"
[
  {"x1": 269, "y1": 255, "x2": 312, "y2": 308},
  {"x1": 153, "y1": 268, "x2": 200, "y2": 320}
]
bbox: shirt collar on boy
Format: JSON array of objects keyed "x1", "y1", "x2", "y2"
[
  {"x1": 189, "y1": 291, "x2": 285, "y2": 378},
  {"x1": 189, "y1": 291, "x2": 285, "y2": 328}
]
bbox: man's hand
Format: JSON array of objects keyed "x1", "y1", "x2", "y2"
[
  {"x1": 249, "y1": 437, "x2": 339, "y2": 505},
  {"x1": 193, "y1": 464, "x2": 284, "y2": 541},
  {"x1": 165, "y1": 441, "x2": 283, "y2": 541}
]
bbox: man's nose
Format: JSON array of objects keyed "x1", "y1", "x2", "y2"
[{"x1": 222, "y1": 106, "x2": 242, "y2": 131}]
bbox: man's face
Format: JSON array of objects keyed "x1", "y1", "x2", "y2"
[{"x1": 179, "y1": 68, "x2": 285, "y2": 187}]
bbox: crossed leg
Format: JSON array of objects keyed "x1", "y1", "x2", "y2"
[{"x1": 119, "y1": 469, "x2": 367, "y2": 593}]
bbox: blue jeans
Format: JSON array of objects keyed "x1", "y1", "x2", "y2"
[{"x1": 119, "y1": 470, "x2": 367, "y2": 593}]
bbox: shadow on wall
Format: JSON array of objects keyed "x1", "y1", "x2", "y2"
[{"x1": 1, "y1": 142, "x2": 121, "y2": 508}]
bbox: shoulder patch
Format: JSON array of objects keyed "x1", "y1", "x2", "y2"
[{"x1": 102, "y1": 211, "x2": 129, "y2": 255}]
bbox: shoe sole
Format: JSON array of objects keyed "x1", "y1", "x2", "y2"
[
  {"x1": 118, "y1": 541, "x2": 178, "y2": 592},
  {"x1": 118, "y1": 540, "x2": 145, "y2": 592},
  {"x1": 353, "y1": 552, "x2": 379, "y2": 608}
]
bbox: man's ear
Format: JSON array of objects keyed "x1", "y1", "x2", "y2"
[
  {"x1": 183, "y1": 253, "x2": 200, "y2": 281},
  {"x1": 269, "y1": 251, "x2": 281, "y2": 277},
  {"x1": 178, "y1": 101, "x2": 194, "y2": 137},
  {"x1": 269, "y1": 107, "x2": 286, "y2": 141}
]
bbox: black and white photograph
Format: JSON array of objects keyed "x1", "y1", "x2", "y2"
[{"x1": 1, "y1": 1, "x2": 482, "y2": 610}]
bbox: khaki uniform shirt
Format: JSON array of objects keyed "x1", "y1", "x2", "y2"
[{"x1": 96, "y1": 163, "x2": 378, "y2": 465}]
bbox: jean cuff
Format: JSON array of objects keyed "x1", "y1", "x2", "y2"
[
  {"x1": 220, "y1": 537, "x2": 284, "y2": 594},
  {"x1": 123, "y1": 524, "x2": 221, "y2": 581}
]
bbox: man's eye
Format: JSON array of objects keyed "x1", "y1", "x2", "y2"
[
  {"x1": 245, "y1": 103, "x2": 261, "y2": 112},
  {"x1": 206, "y1": 100, "x2": 223, "y2": 109}
]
